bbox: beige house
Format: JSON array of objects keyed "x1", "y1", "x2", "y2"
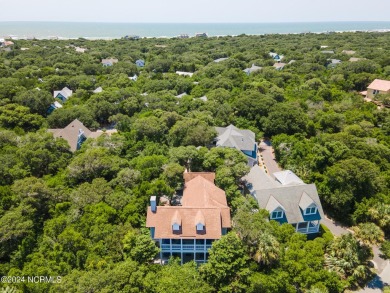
[{"x1": 366, "y1": 79, "x2": 390, "y2": 100}]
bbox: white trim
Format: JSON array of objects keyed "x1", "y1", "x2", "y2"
[
  {"x1": 304, "y1": 206, "x2": 317, "y2": 215},
  {"x1": 270, "y1": 210, "x2": 284, "y2": 219}
]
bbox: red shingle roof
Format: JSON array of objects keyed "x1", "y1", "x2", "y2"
[{"x1": 146, "y1": 173, "x2": 231, "y2": 239}]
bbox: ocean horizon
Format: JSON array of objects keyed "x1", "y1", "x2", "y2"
[{"x1": 1, "y1": 21, "x2": 390, "y2": 39}]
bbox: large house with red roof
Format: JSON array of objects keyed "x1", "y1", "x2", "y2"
[{"x1": 146, "y1": 172, "x2": 231, "y2": 264}]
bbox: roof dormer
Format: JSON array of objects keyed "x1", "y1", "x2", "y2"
[
  {"x1": 266, "y1": 196, "x2": 285, "y2": 220},
  {"x1": 195, "y1": 211, "x2": 205, "y2": 232},
  {"x1": 171, "y1": 211, "x2": 181, "y2": 232}
]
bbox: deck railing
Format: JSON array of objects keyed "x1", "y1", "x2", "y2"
[{"x1": 161, "y1": 244, "x2": 212, "y2": 251}]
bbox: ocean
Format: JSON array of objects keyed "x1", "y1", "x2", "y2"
[{"x1": 0, "y1": 21, "x2": 390, "y2": 39}]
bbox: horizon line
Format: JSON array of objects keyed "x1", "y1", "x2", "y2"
[{"x1": 1, "y1": 20, "x2": 390, "y2": 24}]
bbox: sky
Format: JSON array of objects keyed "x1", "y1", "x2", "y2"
[{"x1": 0, "y1": 0, "x2": 389, "y2": 23}]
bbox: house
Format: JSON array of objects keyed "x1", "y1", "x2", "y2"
[
  {"x1": 243, "y1": 64, "x2": 262, "y2": 75},
  {"x1": 135, "y1": 59, "x2": 145, "y2": 67},
  {"x1": 243, "y1": 166, "x2": 324, "y2": 234},
  {"x1": 215, "y1": 124, "x2": 257, "y2": 166},
  {"x1": 177, "y1": 34, "x2": 189, "y2": 39},
  {"x1": 342, "y1": 50, "x2": 356, "y2": 55},
  {"x1": 175, "y1": 92, "x2": 187, "y2": 98},
  {"x1": 93, "y1": 87, "x2": 103, "y2": 94},
  {"x1": 75, "y1": 47, "x2": 87, "y2": 53},
  {"x1": 48, "y1": 119, "x2": 103, "y2": 152},
  {"x1": 124, "y1": 35, "x2": 140, "y2": 40},
  {"x1": 199, "y1": 95, "x2": 208, "y2": 101},
  {"x1": 195, "y1": 33, "x2": 208, "y2": 38},
  {"x1": 129, "y1": 74, "x2": 138, "y2": 81},
  {"x1": 47, "y1": 101, "x2": 63, "y2": 114},
  {"x1": 101, "y1": 58, "x2": 118, "y2": 67},
  {"x1": 269, "y1": 52, "x2": 284, "y2": 62},
  {"x1": 214, "y1": 57, "x2": 229, "y2": 63},
  {"x1": 327, "y1": 59, "x2": 341, "y2": 68},
  {"x1": 366, "y1": 79, "x2": 390, "y2": 100},
  {"x1": 176, "y1": 71, "x2": 194, "y2": 77},
  {"x1": 146, "y1": 172, "x2": 231, "y2": 264},
  {"x1": 273, "y1": 62, "x2": 286, "y2": 70},
  {"x1": 4, "y1": 41, "x2": 14, "y2": 46},
  {"x1": 321, "y1": 50, "x2": 335, "y2": 54},
  {"x1": 349, "y1": 57, "x2": 366, "y2": 62},
  {"x1": 53, "y1": 87, "x2": 72, "y2": 102}
]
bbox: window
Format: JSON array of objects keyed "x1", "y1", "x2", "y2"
[
  {"x1": 271, "y1": 210, "x2": 283, "y2": 219},
  {"x1": 373, "y1": 89, "x2": 380, "y2": 95},
  {"x1": 305, "y1": 207, "x2": 317, "y2": 215},
  {"x1": 196, "y1": 223, "x2": 204, "y2": 231},
  {"x1": 172, "y1": 223, "x2": 180, "y2": 231}
]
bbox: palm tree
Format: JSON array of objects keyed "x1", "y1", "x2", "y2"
[
  {"x1": 351, "y1": 223, "x2": 384, "y2": 246},
  {"x1": 253, "y1": 232, "x2": 280, "y2": 266},
  {"x1": 325, "y1": 233, "x2": 369, "y2": 280}
]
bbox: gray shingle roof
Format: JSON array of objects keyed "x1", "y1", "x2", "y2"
[
  {"x1": 48, "y1": 119, "x2": 102, "y2": 152},
  {"x1": 243, "y1": 166, "x2": 324, "y2": 224},
  {"x1": 274, "y1": 170, "x2": 304, "y2": 186},
  {"x1": 215, "y1": 124, "x2": 255, "y2": 152}
]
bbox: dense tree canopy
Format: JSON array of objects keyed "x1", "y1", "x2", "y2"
[{"x1": 0, "y1": 31, "x2": 389, "y2": 292}]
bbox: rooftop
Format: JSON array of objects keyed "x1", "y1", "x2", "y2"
[
  {"x1": 215, "y1": 124, "x2": 255, "y2": 152},
  {"x1": 146, "y1": 172, "x2": 231, "y2": 239},
  {"x1": 367, "y1": 79, "x2": 390, "y2": 92}
]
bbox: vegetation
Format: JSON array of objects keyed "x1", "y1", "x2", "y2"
[{"x1": 0, "y1": 31, "x2": 389, "y2": 292}]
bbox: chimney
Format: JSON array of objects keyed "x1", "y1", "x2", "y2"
[{"x1": 150, "y1": 196, "x2": 157, "y2": 212}]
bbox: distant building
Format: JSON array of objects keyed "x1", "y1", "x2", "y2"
[
  {"x1": 195, "y1": 32, "x2": 208, "y2": 38},
  {"x1": 93, "y1": 87, "x2": 103, "y2": 94},
  {"x1": 47, "y1": 101, "x2": 63, "y2": 114},
  {"x1": 124, "y1": 35, "x2": 140, "y2": 40},
  {"x1": 366, "y1": 79, "x2": 390, "y2": 100},
  {"x1": 129, "y1": 74, "x2": 138, "y2": 81},
  {"x1": 48, "y1": 119, "x2": 104, "y2": 152},
  {"x1": 146, "y1": 172, "x2": 231, "y2": 264},
  {"x1": 243, "y1": 166, "x2": 324, "y2": 234},
  {"x1": 101, "y1": 58, "x2": 118, "y2": 67},
  {"x1": 273, "y1": 62, "x2": 286, "y2": 70},
  {"x1": 327, "y1": 59, "x2": 342, "y2": 68},
  {"x1": 177, "y1": 34, "x2": 189, "y2": 39},
  {"x1": 215, "y1": 124, "x2": 257, "y2": 166},
  {"x1": 269, "y1": 52, "x2": 284, "y2": 62},
  {"x1": 214, "y1": 57, "x2": 229, "y2": 63},
  {"x1": 75, "y1": 47, "x2": 87, "y2": 53},
  {"x1": 135, "y1": 59, "x2": 145, "y2": 67},
  {"x1": 243, "y1": 64, "x2": 262, "y2": 75},
  {"x1": 53, "y1": 87, "x2": 72, "y2": 102},
  {"x1": 175, "y1": 92, "x2": 187, "y2": 98},
  {"x1": 342, "y1": 50, "x2": 356, "y2": 55},
  {"x1": 176, "y1": 71, "x2": 194, "y2": 77},
  {"x1": 321, "y1": 50, "x2": 335, "y2": 54},
  {"x1": 349, "y1": 57, "x2": 366, "y2": 62}
]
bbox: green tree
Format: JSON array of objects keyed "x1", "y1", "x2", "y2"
[{"x1": 200, "y1": 232, "x2": 250, "y2": 292}]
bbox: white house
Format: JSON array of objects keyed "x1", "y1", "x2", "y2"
[{"x1": 53, "y1": 87, "x2": 72, "y2": 102}]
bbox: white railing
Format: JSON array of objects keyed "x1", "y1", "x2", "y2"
[
  {"x1": 296, "y1": 226, "x2": 319, "y2": 234},
  {"x1": 160, "y1": 244, "x2": 212, "y2": 251}
]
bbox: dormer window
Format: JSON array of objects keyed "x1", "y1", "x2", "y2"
[
  {"x1": 305, "y1": 206, "x2": 317, "y2": 215},
  {"x1": 172, "y1": 223, "x2": 180, "y2": 231},
  {"x1": 270, "y1": 209, "x2": 284, "y2": 219},
  {"x1": 196, "y1": 223, "x2": 204, "y2": 231}
]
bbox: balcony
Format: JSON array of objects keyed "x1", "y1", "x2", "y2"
[{"x1": 161, "y1": 244, "x2": 212, "y2": 251}]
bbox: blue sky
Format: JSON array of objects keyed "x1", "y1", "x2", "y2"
[{"x1": 0, "y1": 0, "x2": 389, "y2": 22}]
